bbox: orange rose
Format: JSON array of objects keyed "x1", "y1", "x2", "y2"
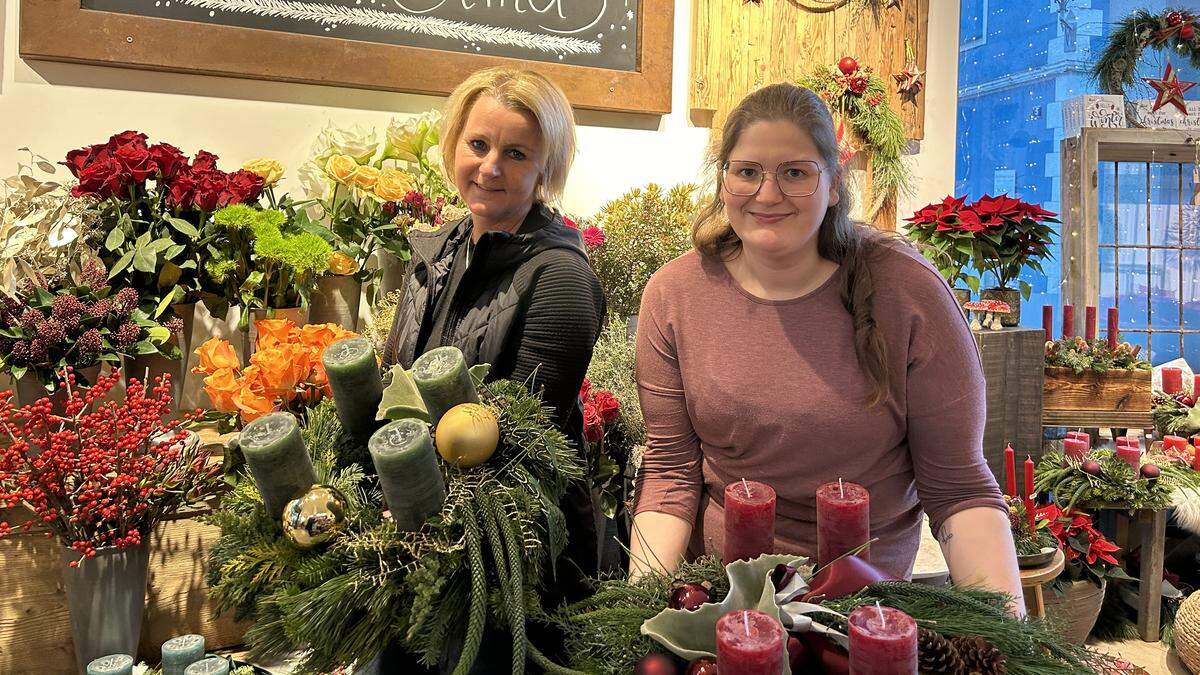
[
  {"x1": 202, "y1": 368, "x2": 241, "y2": 413},
  {"x1": 300, "y1": 323, "x2": 361, "y2": 367},
  {"x1": 233, "y1": 383, "x2": 276, "y2": 423},
  {"x1": 351, "y1": 165, "x2": 381, "y2": 191},
  {"x1": 250, "y1": 344, "x2": 309, "y2": 401},
  {"x1": 255, "y1": 318, "x2": 299, "y2": 350},
  {"x1": 192, "y1": 337, "x2": 240, "y2": 375},
  {"x1": 328, "y1": 251, "x2": 357, "y2": 276}
]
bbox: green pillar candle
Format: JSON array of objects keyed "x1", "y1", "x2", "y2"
[
  {"x1": 238, "y1": 412, "x2": 317, "y2": 522},
  {"x1": 86, "y1": 655, "x2": 133, "y2": 675},
  {"x1": 369, "y1": 419, "x2": 446, "y2": 531},
  {"x1": 161, "y1": 634, "x2": 206, "y2": 675},
  {"x1": 411, "y1": 346, "x2": 480, "y2": 425},
  {"x1": 323, "y1": 337, "x2": 385, "y2": 442},
  {"x1": 184, "y1": 657, "x2": 230, "y2": 675}
]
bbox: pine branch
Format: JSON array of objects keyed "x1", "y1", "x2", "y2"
[{"x1": 453, "y1": 503, "x2": 489, "y2": 675}]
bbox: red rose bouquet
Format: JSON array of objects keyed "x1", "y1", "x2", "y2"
[
  {"x1": 0, "y1": 370, "x2": 219, "y2": 562},
  {"x1": 66, "y1": 131, "x2": 265, "y2": 317}
]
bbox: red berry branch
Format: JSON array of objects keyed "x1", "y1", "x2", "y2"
[{"x1": 0, "y1": 368, "x2": 220, "y2": 565}]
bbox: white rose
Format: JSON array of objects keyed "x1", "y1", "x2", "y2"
[
  {"x1": 297, "y1": 159, "x2": 330, "y2": 200},
  {"x1": 385, "y1": 111, "x2": 442, "y2": 164},
  {"x1": 311, "y1": 123, "x2": 380, "y2": 165}
]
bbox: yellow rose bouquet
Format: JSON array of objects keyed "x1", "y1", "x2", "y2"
[{"x1": 192, "y1": 319, "x2": 358, "y2": 427}]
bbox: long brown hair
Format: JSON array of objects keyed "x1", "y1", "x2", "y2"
[{"x1": 693, "y1": 83, "x2": 891, "y2": 406}]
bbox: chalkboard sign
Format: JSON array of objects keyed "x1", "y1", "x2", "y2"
[
  {"x1": 81, "y1": 0, "x2": 638, "y2": 71},
  {"x1": 19, "y1": 0, "x2": 672, "y2": 113}
]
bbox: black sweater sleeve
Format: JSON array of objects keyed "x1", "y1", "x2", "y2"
[{"x1": 507, "y1": 251, "x2": 605, "y2": 427}]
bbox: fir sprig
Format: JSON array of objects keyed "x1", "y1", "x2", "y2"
[
  {"x1": 1093, "y1": 8, "x2": 1200, "y2": 96},
  {"x1": 1034, "y1": 450, "x2": 1200, "y2": 511}
]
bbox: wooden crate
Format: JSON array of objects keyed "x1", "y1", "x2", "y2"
[
  {"x1": 0, "y1": 507, "x2": 246, "y2": 674},
  {"x1": 974, "y1": 328, "x2": 1046, "y2": 478},
  {"x1": 1042, "y1": 367, "x2": 1153, "y2": 429}
]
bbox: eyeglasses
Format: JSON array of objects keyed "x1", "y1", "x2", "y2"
[{"x1": 721, "y1": 160, "x2": 823, "y2": 197}]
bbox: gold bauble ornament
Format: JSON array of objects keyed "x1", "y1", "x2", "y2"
[
  {"x1": 434, "y1": 403, "x2": 500, "y2": 469},
  {"x1": 282, "y1": 484, "x2": 349, "y2": 550}
]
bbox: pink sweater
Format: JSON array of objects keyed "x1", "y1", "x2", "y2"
[{"x1": 632, "y1": 243, "x2": 1005, "y2": 578}]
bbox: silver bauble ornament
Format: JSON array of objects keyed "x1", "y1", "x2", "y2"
[{"x1": 282, "y1": 484, "x2": 349, "y2": 549}]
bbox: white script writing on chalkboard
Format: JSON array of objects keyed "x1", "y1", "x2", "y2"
[{"x1": 391, "y1": 0, "x2": 609, "y2": 35}]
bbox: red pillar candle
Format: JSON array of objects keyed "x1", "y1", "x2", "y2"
[
  {"x1": 1085, "y1": 306, "x2": 1097, "y2": 341},
  {"x1": 1192, "y1": 437, "x2": 1200, "y2": 471},
  {"x1": 1117, "y1": 445, "x2": 1142, "y2": 472},
  {"x1": 1107, "y1": 307, "x2": 1119, "y2": 350},
  {"x1": 1063, "y1": 438, "x2": 1089, "y2": 461},
  {"x1": 1165, "y1": 436, "x2": 1189, "y2": 454},
  {"x1": 1042, "y1": 305, "x2": 1054, "y2": 343},
  {"x1": 1194, "y1": 373, "x2": 1200, "y2": 396},
  {"x1": 1004, "y1": 445, "x2": 1016, "y2": 497},
  {"x1": 847, "y1": 605, "x2": 918, "y2": 675},
  {"x1": 1062, "y1": 305, "x2": 1075, "y2": 339},
  {"x1": 723, "y1": 480, "x2": 776, "y2": 563},
  {"x1": 816, "y1": 480, "x2": 870, "y2": 567},
  {"x1": 1116, "y1": 436, "x2": 1140, "y2": 449},
  {"x1": 1163, "y1": 367, "x2": 1184, "y2": 395},
  {"x1": 1066, "y1": 431, "x2": 1091, "y2": 446},
  {"x1": 715, "y1": 609, "x2": 785, "y2": 675}
]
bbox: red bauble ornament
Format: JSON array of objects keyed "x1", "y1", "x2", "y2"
[
  {"x1": 1182, "y1": 24, "x2": 1196, "y2": 40},
  {"x1": 838, "y1": 56, "x2": 859, "y2": 75},
  {"x1": 635, "y1": 653, "x2": 680, "y2": 675},
  {"x1": 668, "y1": 582, "x2": 711, "y2": 611},
  {"x1": 1168, "y1": 11, "x2": 1184, "y2": 27},
  {"x1": 1141, "y1": 463, "x2": 1161, "y2": 480},
  {"x1": 685, "y1": 657, "x2": 719, "y2": 675},
  {"x1": 1081, "y1": 459, "x2": 1102, "y2": 476}
]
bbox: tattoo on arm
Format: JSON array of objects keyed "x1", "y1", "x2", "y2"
[{"x1": 937, "y1": 530, "x2": 954, "y2": 545}]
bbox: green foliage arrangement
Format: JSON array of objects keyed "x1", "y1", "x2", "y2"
[
  {"x1": 586, "y1": 184, "x2": 698, "y2": 319},
  {"x1": 1093, "y1": 8, "x2": 1200, "y2": 96},
  {"x1": 1154, "y1": 393, "x2": 1200, "y2": 438},
  {"x1": 205, "y1": 380, "x2": 585, "y2": 674},
  {"x1": 583, "y1": 320, "x2": 643, "y2": 519},
  {"x1": 203, "y1": 204, "x2": 332, "y2": 325},
  {"x1": 1034, "y1": 450, "x2": 1200, "y2": 511},
  {"x1": 797, "y1": 64, "x2": 912, "y2": 218},
  {"x1": 1044, "y1": 337, "x2": 1152, "y2": 375}
]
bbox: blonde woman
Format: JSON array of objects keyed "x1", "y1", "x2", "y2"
[
  {"x1": 629, "y1": 83, "x2": 1024, "y2": 615},
  {"x1": 380, "y1": 68, "x2": 604, "y2": 671}
]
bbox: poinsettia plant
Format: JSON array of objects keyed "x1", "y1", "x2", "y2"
[
  {"x1": 192, "y1": 318, "x2": 358, "y2": 429},
  {"x1": 0, "y1": 370, "x2": 219, "y2": 563},
  {"x1": 68, "y1": 131, "x2": 266, "y2": 322},
  {"x1": 0, "y1": 259, "x2": 178, "y2": 391},
  {"x1": 1035, "y1": 503, "x2": 1132, "y2": 588},
  {"x1": 906, "y1": 194, "x2": 1058, "y2": 299}
]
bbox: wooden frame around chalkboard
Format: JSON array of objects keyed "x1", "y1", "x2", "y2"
[{"x1": 19, "y1": 0, "x2": 673, "y2": 114}]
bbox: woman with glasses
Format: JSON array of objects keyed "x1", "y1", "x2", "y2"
[{"x1": 628, "y1": 83, "x2": 1023, "y2": 614}]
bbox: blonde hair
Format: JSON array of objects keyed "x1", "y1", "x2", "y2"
[
  {"x1": 694, "y1": 83, "x2": 893, "y2": 407},
  {"x1": 441, "y1": 67, "x2": 576, "y2": 205}
]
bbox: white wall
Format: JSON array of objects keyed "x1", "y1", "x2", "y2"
[{"x1": 0, "y1": 0, "x2": 957, "y2": 221}]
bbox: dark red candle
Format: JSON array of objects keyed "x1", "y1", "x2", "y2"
[
  {"x1": 1192, "y1": 437, "x2": 1200, "y2": 471},
  {"x1": 1085, "y1": 306, "x2": 1097, "y2": 341},
  {"x1": 1107, "y1": 307, "x2": 1119, "y2": 350},
  {"x1": 1163, "y1": 367, "x2": 1184, "y2": 395},
  {"x1": 1042, "y1": 305, "x2": 1054, "y2": 343},
  {"x1": 816, "y1": 480, "x2": 870, "y2": 567},
  {"x1": 1062, "y1": 305, "x2": 1075, "y2": 339},
  {"x1": 1063, "y1": 438, "x2": 1089, "y2": 461},
  {"x1": 1116, "y1": 436, "x2": 1139, "y2": 449},
  {"x1": 1066, "y1": 431, "x2": 1091, "y2": 446},
  {"x1": 723, "y1": 480, "x2": 776, "y2": 563},
  {"x1": 1117, "y1": 445, "x2": 1142, "y2": 472},
  {"x1": 1194, "y1": 374, "x2": 1200, "y2": 397},
  {"x1": 1165, "y1": 436, "x2": 1189, "y2": 454},
  {"x1": 715, "y1": 609, "x2": 785, "y2": 675},
  {"x1": 1004, "y1": 444, "x2": 1016, "y2": 497},
  {"x1": 848, "y1": 605, "x2": 918, "y2": 675},
  {"x1": 1023, "y1": 456, "x2": 1036, "y2": 529}
]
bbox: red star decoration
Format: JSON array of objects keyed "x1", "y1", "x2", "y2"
[{"x1": 1143, "y1": 63, "x2": 1197, "y2": 115}]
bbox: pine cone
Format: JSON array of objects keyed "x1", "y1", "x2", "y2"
[
  {"x1": 918, "y1": 627, "x2": 964, "y2": 673},
  {"x1": 950, "y1": 635, "x2": 1007, "y2": 675}
]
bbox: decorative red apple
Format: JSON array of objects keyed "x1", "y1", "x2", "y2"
[
  {"x1": 635, "y1": 653, "x2": 680, "y2": 675},
  {"x1": 838, "y1": 56, "x2": 859, "y2": 75},
  {"x1": 685, "y1": 656, "x2": 719, "y2": 675},
  {"x1": 1168, "y1": 11, "x2": 1184, "y2": 26},
  {"x1": 668, "y1": 582, "x2": 711, "y2": 612}
]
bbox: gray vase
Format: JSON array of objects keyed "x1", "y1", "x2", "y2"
[
  {"x1": 61, "y1": 543, "x2": 150, "y2": 674},
  {"x1": 309, "y1": 276, "x2": 362, "y2": 331},
  {"x1": 981, "y1": 287, "x2": 1022, "y2": 327}
]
